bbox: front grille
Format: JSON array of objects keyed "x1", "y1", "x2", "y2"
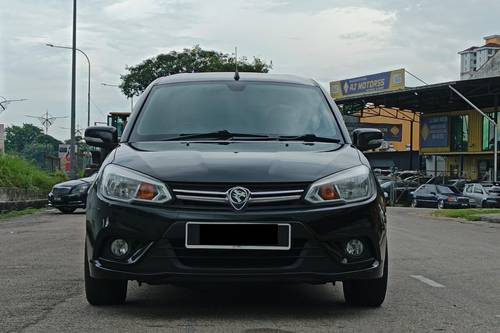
[
  {"x1": 52, "y1": 187, "x2": 72, "y2": 195},
  {"x1": 170, "y1": 182, "x2": 309, "y2": 210}
]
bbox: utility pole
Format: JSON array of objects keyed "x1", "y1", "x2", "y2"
[
  {"x1": 26, "y1": 111, "x2": 67, "y2": 136},
  {"x1": 25, "y1": 111, "x2": 67, "y2": 170},
  {"x1": 70, "y1": 0, "x2": 77, "y2": 179}
]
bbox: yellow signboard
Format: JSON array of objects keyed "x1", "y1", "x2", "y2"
[{"x1": 330, "y1": 68, "x2": 405, "y2": 99}]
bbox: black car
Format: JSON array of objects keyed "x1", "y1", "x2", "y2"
[
  {"x1": 48, "y1": 173, "x2": 97, "y2": 213},
  {"x1": 410, "y1": 184, "x2": 470, "y2": 209},
  {"x1": 83, "y1": 72, "x2": 388, "y2": 307}
]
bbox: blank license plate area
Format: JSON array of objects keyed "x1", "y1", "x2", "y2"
[{"x1": 186, "y1": 223, "x2": 290, "y2": 250}]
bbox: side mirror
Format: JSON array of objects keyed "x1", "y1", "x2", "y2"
[
  {"x1": 352, "y1": 128, "x2": 384, "y2": 151},
  {"x1": 84, "y1": 126, "x2": 118, "y2": 149},
  {"x1": 430, "y1": 192, "x2": 436, "y2": 195}
]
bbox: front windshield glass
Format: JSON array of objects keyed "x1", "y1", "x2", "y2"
[
  {"x1": 130, "y1": 82, "x2": 342, "y2": 141},
  {"x1": 437, "y1": 185, "x2": 456, "y2": 194}
]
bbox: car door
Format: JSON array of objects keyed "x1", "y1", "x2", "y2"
[
  {"x1": 472, "y1": 184, "x2": 485, "y2": 207},
  {"x1": 416, "y1": 185, "x2": 435, "y2": 206},
  {"x1": 426, "y1": 184, "x2": 439, "y2": 206},
  {"x1": 463, "y1": 184, "x2": 476, "y2": 206}
]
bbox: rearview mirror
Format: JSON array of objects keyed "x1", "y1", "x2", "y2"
[
  {"x1": 84, "y1": 126, "x2": 118, "y2": 149},
  {"x1": 352, "y1": 128, "x2": 384, "y2": 151}
]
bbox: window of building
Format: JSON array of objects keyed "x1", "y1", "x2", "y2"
[
  {"x1": 482, "y1": 113, "x2": 500, "y2": 151},
  {"x1": 450, "y1": 115, "x2": 469, "y2": 152}
]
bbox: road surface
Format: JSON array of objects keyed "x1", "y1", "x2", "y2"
[{"x1": 1, "y1": 207, "x2": 499, "y2": 332}]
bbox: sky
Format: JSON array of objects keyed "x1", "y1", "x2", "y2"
[{"x1": 0, "y1": 0, "x2": 499, "y2": 141}]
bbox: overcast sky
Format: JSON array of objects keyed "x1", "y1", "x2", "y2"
[{"x1": 0, "y1": 0, "x2": 499, "y2": 141}]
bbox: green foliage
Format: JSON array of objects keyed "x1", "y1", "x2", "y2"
[
  {"x1": 0, "y1": 154, "x2": 66, "y2": 192},
  {"x1": 433, "y1": 208, "x2": 500, "y2": 221},
  {"x1": 120, "y1": 45, "x2": 272, "y2": 97},
  {"x1": 0, "y1": 208, "x2": 44, "y2": 220},
  {"x1": 5, "y1": 124, "x2": 62, "y2": 170}
]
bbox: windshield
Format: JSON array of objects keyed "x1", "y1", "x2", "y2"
[
  {"x1": 437, "y1": 185, "x2": 457, "y2": 194},
  {"x1": 130, "y1": 82, "x2": 342, "y2": 142}
]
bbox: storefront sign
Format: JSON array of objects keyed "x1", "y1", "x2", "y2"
[
  {"x1": 361, "y1": 123, "x2": 403, "y2": 142},
  {"x1": 421, "y1": 116, "x2": 449, "y2": 147},
  {"x1": 330, "y1": 69, "x2": 405, "y2": 99}
]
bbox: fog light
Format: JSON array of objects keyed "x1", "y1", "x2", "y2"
[
  {"x1": 346, "y1": 239, "x2": 364, "y2": 257},
  {"x1": 110, "y1": 239, "x2": 129, "y2": 257}
]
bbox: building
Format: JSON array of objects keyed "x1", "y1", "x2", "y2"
[
  {"x1": 459, "y1": 35, "x2": 500, "y2": 80},
  {"x1": 331, "y1": 69, "x2": 421, "y2": 170},
  {"x1": 336, "y1": 76, "x2": 500, "y2": 180}
]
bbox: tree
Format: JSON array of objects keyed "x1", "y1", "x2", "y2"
[
  {"x1": 120, "y1": 45, "x2": 272, "y2": 97},
  {"x1": 5, "y1": 124, "x2": 62, "y2": 170}
]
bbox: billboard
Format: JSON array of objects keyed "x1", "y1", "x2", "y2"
[
  {"x1": 361, "y1": 123, "x2": 403, "y2": 142},
  {"x1": 421, "y1": 116, "x2": 449, "y2": 148},
  {"x1": 330, "y1": 69, "x2": 405, "y2": 99}
]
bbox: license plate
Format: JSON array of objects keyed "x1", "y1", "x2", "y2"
[
  {"x1": 185, "y1": 222, "x2": 291, "y2": 250},
  {"x1": 53, "y1": 197, "x2": 62, "y2": 202}
]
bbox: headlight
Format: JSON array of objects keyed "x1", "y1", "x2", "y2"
[
  {"x1": 73, "y1": 183, "x2": 90, "y2": 194},
  {"x1": 305, "y1": 165, "x2": 375, "y2": 204},
  {"x1": 99, "y1": 164, "x2": 172, "y2": 203}
]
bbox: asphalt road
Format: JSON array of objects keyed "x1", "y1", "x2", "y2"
[{"x1": 1, "y1": 207, "x2": 499, "y2": 332}]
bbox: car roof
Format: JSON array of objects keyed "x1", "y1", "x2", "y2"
[{"x1": 154, "y1": 72, "x2": 318, "y2": 86}]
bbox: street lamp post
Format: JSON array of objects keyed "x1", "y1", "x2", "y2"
[
  {"x1": 101, "y1": 83, "x2": 133, "y2": 112},
  {"x1": 46, "y1": 43, "x2": 91, "y2": 127}
]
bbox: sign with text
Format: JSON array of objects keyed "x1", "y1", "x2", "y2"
[
  {"x1": 330, "y1": 69, "x2": 405, "y2": 99},
  {"x1": 421, "y1": 116, "x2": 449, "y2": 148},
  {"x1": 361, "y1": 123, "x2": 403, "y2": 142}
]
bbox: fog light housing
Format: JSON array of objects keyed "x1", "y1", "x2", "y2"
[
  {"x1": 110, "y1": 239, "x2": 129, "y2": 257},
  {"x1": 345, "y1": 239, "x2": 364, "y2": 257}
]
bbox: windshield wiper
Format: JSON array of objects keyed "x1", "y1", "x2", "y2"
[
  {"x1": 162, "y1": 130, "x2": 273, "y2": 141},
  {"x1": 278, "y1": 134, "x2": 341, "y2": 143}
]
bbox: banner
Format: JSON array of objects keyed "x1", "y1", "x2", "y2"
[
  {"x1": 361, "y1": 123, "x2": 403, "y2": 142},
  {"x1": 330, "y1": 69, "x2": 405, "y2": 99},
  {"x1": 421, "y1": 116, "x2": 449, "y2": 148}
]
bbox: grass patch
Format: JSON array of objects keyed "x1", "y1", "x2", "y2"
[
  {"x1": 0, "y1": 208, "x2": 44, "y2": 220},
  {"x1": 0, "y1": 155, "x2": 66, "y2": 192},
  {"x1": 433, "y1": 208, "x2": 500, "y2": 221}
]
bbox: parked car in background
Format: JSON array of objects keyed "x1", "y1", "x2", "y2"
[
  {"x1": 411, "y1": 184, "x2": 470, "y2": 209},
  {"x1": 48, "y1": 173, "x2": 97, "y2": 213},
  {"x1": 463, "y1": 183, "x2": 500, "y2": 208}
]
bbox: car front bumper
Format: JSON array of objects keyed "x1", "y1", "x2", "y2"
[
  {"x1": 85, "y1": 188, "x2": 388, "y2": 284},
  {"x1": 48, "y1": 192, "x2": 87, "y2": 208}
]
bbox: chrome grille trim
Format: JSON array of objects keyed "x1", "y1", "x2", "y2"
[
  {"x1": 172, "y1": 187, "x2": 304, "y2": 205},
  {"x1": 175, "y1": 195, "x2": 228, "y2": 203}
]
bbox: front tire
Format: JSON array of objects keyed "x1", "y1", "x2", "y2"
[
  {"x1": 342, "y1": 250, "x2": 388, "y2": 307},
  {"x1": 85, "y1": 246, "x2": 127, "y2": 305},
  {"x1": 59, "y1": 207, "x2": 76, "y2": 214},
  {"x1": 481, "y1": 200, "x2": 488, "y2": 208}
]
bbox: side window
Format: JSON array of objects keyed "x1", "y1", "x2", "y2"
[
  {"x1": 418, "y1": 185, "x2": 427, "y2": 194},
  {"x1": 428, "y1": 185, "x2": 437, "y2": 194},
  {"x1": 465, "y1": 185, "x2": 472, "y2": 193},
  {"x1": 474, "y1": 185, "x2": 483, "y2": 194}
]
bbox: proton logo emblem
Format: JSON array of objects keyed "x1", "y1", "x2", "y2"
[{"x1": 227, "y1": 186, "x2": 251, "y2": 211}]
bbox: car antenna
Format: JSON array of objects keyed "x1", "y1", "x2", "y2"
[{"x1": 234, "y1": 46, "x2": 240, "y2": 81}]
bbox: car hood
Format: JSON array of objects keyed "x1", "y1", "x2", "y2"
[
  {"x1": 53, "y1": 179, "x2": 86, "y2": 188},
  {"x1": 53, "y1": 175, "x2": 96, "y2": 189},
  {"x1": 111, "y1": 142, "x2": 362, "y2": 183}
]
